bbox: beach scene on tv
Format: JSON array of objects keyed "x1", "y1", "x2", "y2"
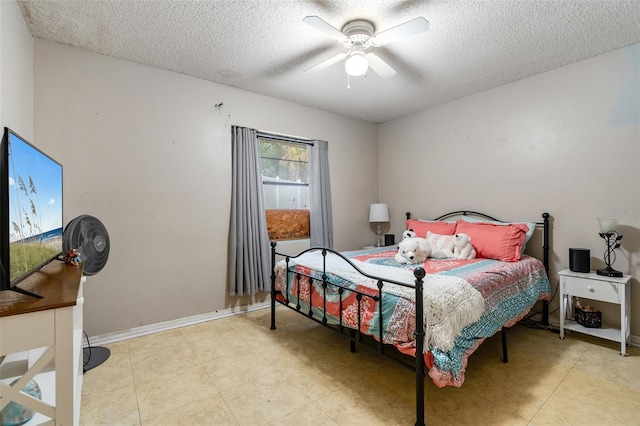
[{"x1": 8, "y1": 132, "x2": 63, "y2": 282}]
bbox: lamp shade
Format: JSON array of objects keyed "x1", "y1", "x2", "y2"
[
  {"x1": 597, "y1": 217, "x2": 619, "y2": 233},
  {"x1": 369, "y1": 203, "x2": 389, "y2": 222}
]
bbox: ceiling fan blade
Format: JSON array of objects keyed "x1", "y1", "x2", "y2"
[
  {"x1": 305, "y1": 52, "x2": 348, "y2": 73},
  {"x1": 370, "y1": 17, "x2": 429, "y2": 46},
  {"x1": 303, "y1": 16, "x2": 350, "y2": 43},
  {"x1": 366, "y1": 53, "x2": 397, "y2": 78}
]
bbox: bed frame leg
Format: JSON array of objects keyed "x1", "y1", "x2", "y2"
[
  {"x1": 542, "y1": 212, "x2": 550, "y2": 327},
  {"x1": 501, "y1": 328, "x2": 508, "y2": 363},
  {"x1": 350, "y1": 330, "x2": 356, "y2": 353},
  {"x1": 414, "y1": 267, "x2": 426, "y2": 426},
  {"x1": 270, "y1": 241, "x2": 277, "y2": 330}
]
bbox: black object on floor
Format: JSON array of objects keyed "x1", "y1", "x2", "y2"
[{"x1": 83, "y1": 346, "x2": 111, "y2": 373}]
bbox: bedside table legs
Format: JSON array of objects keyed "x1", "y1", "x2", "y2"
[
  {"x1": 558, "y1": 277, "x2": 567, "y2": 340},
  {"x1": 620, "y1": 282, "x2": 629, "y2": 356}
]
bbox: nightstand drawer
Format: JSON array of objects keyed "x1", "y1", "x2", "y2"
[{"x1": 564, "y1": 276, "x2": 620, "y2": 303}]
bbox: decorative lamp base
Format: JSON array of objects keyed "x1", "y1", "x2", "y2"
[
  {"x1": 375, "y1": 223, "x2": 383, "y2": 247},
  {"x1": 596, "y1": 267, "x2": 623, "y2": 277}
]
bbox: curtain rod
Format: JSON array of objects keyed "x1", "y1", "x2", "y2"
[{"x1": 256, "y1": 131, "x2": 314, "y2": 146}]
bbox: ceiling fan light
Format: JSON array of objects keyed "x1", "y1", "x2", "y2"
[{"x1": 345, "y1": 51, "x2": 368, "y2": 76}]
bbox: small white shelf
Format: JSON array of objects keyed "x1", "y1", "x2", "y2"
[{"x1": 562, "y1": 319, "x2": 625, "y2": 343}]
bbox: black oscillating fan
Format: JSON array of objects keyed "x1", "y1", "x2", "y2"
[
  {"x1": 62, "y1": 215, "x2": 111, "y2": 373},
  {"x1": 63, "y1": 215, "x2": 110, "y2": 275}
]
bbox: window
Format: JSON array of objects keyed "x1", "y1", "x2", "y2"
[{"x1": 259, "y1": 138, "x2": 310, "y2": 240}]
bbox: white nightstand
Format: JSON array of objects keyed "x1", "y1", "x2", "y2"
[{"x1": 558, "y1": 268, "x2": 631, "y2": 356}]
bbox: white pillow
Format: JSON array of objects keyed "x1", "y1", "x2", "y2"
[{"x1": 425, "y1": 231, "x2": 455, "y2": 259}]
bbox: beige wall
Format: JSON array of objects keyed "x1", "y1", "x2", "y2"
[
  {"x1": 0, "y1": 0, "x2": 33, "y2": 137},
  {"x1": 379, "y1": 43, "x2": 640, "y2": 335},
  {"x1": 33, "y1": 40, "x2": 378, "y2": 336}
]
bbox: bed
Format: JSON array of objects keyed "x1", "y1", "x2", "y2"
[{"x1": 269, "y1": 211, "x2": 551, "y2": 425}]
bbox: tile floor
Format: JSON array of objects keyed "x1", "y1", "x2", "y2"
[{"x1": 80, "y1": 307, "x2": 640, "y2": 425}]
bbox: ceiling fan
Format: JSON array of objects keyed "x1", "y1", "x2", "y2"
[{"x1": 303, "y1": 15, "x2": 429, "y2": 79}]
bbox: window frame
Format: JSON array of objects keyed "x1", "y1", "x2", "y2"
[{"x1": 258, "y1": 134, "x2": 313, "y2": 241}]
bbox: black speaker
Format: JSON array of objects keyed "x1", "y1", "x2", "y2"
[
  {"x1": 384, "y1": 234, "x2": 395, "y2": 246},
  {"x1": 569, "y1": 248, "x2": 590, "y2": 273}
]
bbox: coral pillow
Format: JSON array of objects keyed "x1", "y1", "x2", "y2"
[
  {"x1": 455, "y1": 220, "x2": 528, "y2": 262},
  {"x1": 405, "y1": 219, "x2": 456, "y2": 238},
  {"x1": 459, "y1": 215, "x2": 536, "y2": 254}
]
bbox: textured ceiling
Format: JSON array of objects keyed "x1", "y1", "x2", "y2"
[{"x1": 17, "y1": 0, "x2": 640, "y2": 123}]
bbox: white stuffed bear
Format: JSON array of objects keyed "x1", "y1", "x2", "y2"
[
  {"x1": 395, "y1": 237, "x2": 431, "y2": 264},
  {"x1": 453, "y1": 233, "x2": 476, "y2": 260},
  {"x1": 402, "y1": 229, "x2": 417, "y2": 240}
]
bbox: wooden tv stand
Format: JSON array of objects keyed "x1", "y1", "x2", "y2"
[{"x1": 0, "y1": 260, "x2": 84, "y2": 425}]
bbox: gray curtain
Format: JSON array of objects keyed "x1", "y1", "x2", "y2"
[
  {"x1": 229, "y1": 126, "x2": 271, "y2": 296},
  {"x1": 309, "y1": 139, "x2": 333, "y2": 248}
]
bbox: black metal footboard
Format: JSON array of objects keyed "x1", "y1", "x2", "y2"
[{"x1": 270, "y1": 242, "x2": 428, "y2": 425}]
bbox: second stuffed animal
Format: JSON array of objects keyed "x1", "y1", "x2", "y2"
[
  {"x1": 453, "y1": 233, "x2": 476, "y2": 260},
  {"x1": 395, "y1": 237, "x2": 431, "y2": 264},
  {"x1": 402, "y1": 229, "x2": 417, "y2": 240}
]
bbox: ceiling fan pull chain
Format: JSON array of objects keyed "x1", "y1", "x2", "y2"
[{"x1": 347, "y1": 74, "x2": 351, "y2": 90}]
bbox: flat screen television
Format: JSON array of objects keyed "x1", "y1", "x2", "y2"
[{"x1": 0, "y1": 127, "x2": 63, "y2": 298}]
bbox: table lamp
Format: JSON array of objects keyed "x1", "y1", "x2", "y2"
[
  {"x1": 369, "y1": 203, "x2": 389, "y2": 247},
  {"x1": 596, "y1": 217, "x2": 623, "y2": 277}
]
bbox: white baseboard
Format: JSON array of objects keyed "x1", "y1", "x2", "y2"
[
  {"x1": 87, "y1": 304, "x2": 640, "y2": 349},
  {"x1": 85, "y1": 301, "x2": 271, "y2": 347}
]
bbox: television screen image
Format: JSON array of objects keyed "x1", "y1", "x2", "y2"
[{"x1": 1, "y1": 128, "x2": 63, "y2": 290}]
